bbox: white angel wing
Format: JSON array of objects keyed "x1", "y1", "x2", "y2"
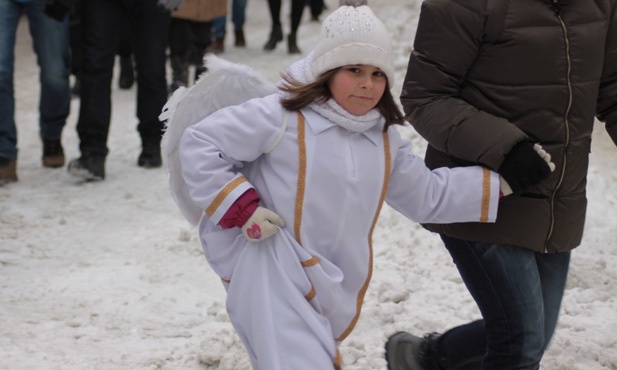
[{"x1": 160, "y1": 54, "x2": 277, "y2": 225}]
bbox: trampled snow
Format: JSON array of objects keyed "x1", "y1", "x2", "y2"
[{"x1": 2, "y1": 1, "x2": 616, "y2": 369}]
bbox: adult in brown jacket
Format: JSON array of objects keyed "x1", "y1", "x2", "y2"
[
  {"x1": 168, "y1": 0, "x2": 227, "y2": 91},
  {"x1": 385, "y1": 0, "x2": 617, "y2": 369}
]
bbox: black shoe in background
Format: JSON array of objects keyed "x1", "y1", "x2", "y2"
[
  {"x1": 119, "y1": 56, "x2": 135, "y2": 89},
  {"x1": 234, "y1": 29, "x2": 246, "y2": 47},
  {"x1": 67, "y1": 155, "x2": 105, "y2": 181},
  {"x1": 287, "y1": 33, "x2": 302, "y2": 54},
  {"x1": 42, "y1": 139, "x2": 65, "y2": 168},
  {"x1": 264, "y1": 25, "x2": 283, "y2": 51},
  {"x1": 138, "y1": 142, "x2": 162, "y2": 168},
  {"x1": 0, "y1": 157, "x2": 18, "y2": 185}
]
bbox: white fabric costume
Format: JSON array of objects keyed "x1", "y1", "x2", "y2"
[
  {"x1": 166, "y1": 2, "x2": 501, "y2": 369},
  {"x1": 177, "y1": 54, "x2": 500, "y2": 369}
]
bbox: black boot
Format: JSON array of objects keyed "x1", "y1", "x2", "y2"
[
  {"x1": 138, "y1": 141, "x2": 162, "y2": 168},
  {"x1": 234, "y1": 28, "x2": 246, "y2": 47},
  {"x1": 169, "y1": 55, "x2": 189, "y2": 93},
  {"x1": 287, "y1": 33, "x2": 302, "y2": 54},
  {"x1": 41, "y1": 138, "x2": 65, "y2": 168},
  {"x1": 208, "y1": 37, "x2": 225, "y2": 54},
  {"x1": 67, "y1": 154, "x2": 106, "y2": 181},
  {"x1": 119, "y1": 56, "x2": 134, "y2": 89},
  {"x1": 263, "y1": 24, "x2": 283, "y2": 51}
]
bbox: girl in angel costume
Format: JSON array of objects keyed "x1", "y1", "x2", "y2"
[{"x1": 159, "y1": 1, "x2": 554, "y2": 368}]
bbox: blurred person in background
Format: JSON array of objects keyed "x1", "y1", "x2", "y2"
[
  {"x1": 0, "y1": 0, "x2": 72, "y2": 185},
  {"x1": 67, "y1": 0, "x2": 182, "y2": 181},
  {"x1": 168, "y1": 0, "x2": 227, "y2": 92},
  {"x1": 208, "y1": 0, "x2": 247, "y2": 54}
]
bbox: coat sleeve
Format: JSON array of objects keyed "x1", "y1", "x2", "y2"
[
  {"x1": 401, "y1": 0, "x2": 527, "y2": 170},
  {"x1": 385, "y1": 128, "x2": 500, "y2": 224},
  {"x1": 596, "y1": 2, "x2": 617, "y2": 146},
  {"x1": 179, "y1": 95, "x2": 286, "y2": 225}
]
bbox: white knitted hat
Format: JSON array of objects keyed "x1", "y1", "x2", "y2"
[{"x1": 311, "y1": 0, "x2": 394, "y2": 84}]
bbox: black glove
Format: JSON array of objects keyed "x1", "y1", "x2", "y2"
[{"x1": 498, "y1": 141, "x2": 553, "y2": 195}]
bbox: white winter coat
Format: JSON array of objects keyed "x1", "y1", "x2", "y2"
[{"x1": 179, "y1": 91, "x2": 499, "y2": 365}]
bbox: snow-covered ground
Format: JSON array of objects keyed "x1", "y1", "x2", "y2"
[{"x1": 2, "y1": 1, "x2": 616, "y2": 369}]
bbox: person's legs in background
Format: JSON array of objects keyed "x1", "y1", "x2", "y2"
[
  {"x1": 69, "y1": 0, "x2": 121, "y2": 180},
  {"x1": 0, "y1": 0, "x2": 22, "y2": 183},
  {"x1": 189, "y1": 20, "x2": 211, "y2": 82},
  {"x1": 28, "y1": 0, "x2": 71, "y2": 168},
  {"x1": 129, "y1": 0, "x2": 170, "y2": 168},
  {"x1": 168, "y1": 17, "x2": 191, "y2": 92},
  {"x1": 117, "y1": 13, "x2": 135, "y2": 90},
  {"x1": 307, "y1": 0, "x2": 324, "y2": 22},
  {"x1": 263, "y1": 0, "x2": 282, "y2": 51},
  {"x1": 231, "y1": 0, "x2": 248, "y2": 47},
  {"x1": 287, "y1": 0, "x2": 304, "y2": 54},
  {"x1": 68, "y1": 2, "x2": 83, "y2": 97},
  {"x1": 209, "y1": 15, "x2": 226, "y2": 53}
]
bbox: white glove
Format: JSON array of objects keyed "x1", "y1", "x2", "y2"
[
  {"x1": 499, "y1": 175, "x2": 514, "y2": 196},
  {"x1": 533, "y1": 143, "x2": 556, "y2": 172},
  {"x1": 157, "y1": 0, "x2": 185, "y2": 11},
  {"x1": 241, "y1": 207, "x2": 285, "y2": 242},
  {"x1": 500, "y1": 143, "x2": 555, "y2": 197}
]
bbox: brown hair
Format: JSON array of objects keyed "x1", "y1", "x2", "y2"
[{"x1": 279, "y1": 67, "x2": 405, "y2": 131}]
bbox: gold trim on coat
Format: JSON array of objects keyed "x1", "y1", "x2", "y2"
[
  {"x1": 480, "y1": 167, "x2": 491, "y2": 223},
  {"x1": 205, "y1": 176, "x2": 247, "y2": 217}
]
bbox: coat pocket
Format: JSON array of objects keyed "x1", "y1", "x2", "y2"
[
  {"x1": 200, "y1": 226, "x2": 245, "y2": 283},
  {"x1": 278, "y1": 231, "x2": 345, "y2": 318}
]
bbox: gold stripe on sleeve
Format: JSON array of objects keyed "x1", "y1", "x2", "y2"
[
  {"x1": 480, "y1": 167, "x2": 491, "y2": 223},
  {"x1": 294, "y1": 113, "x2": 307, "y2": 245},
  {"x1": 205, "y1": 176, "x2": 248, "y2": 217}
]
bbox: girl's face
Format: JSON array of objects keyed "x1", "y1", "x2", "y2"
[{"x1": 328, "y1": 65, "x2": 387, "y2": 116}]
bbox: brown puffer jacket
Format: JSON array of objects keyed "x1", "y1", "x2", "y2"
[{"x1": 402, "y1": 0, "x2": 617, "y2": 253}]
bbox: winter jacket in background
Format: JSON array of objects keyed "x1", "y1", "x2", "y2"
[
  {"x1": 172, "y1": 0, "x2": 227, "y2": 21},
  {"x1": 401, "y1": 0, "x2": 617, "y2": 253}
]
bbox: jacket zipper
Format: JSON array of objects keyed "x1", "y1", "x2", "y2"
[{"x1": 545, "y1": 0, "x2": 572, "y2": 252}]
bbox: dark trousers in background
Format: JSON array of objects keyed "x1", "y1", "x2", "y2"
[
  {"x1": 169, "y1": 18, "x2": 211, "y2": 68},
  {"x1": 76, "y1": 0, "x2": 170, "y2": 157}
]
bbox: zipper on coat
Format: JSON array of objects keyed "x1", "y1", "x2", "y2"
[
  {"x1": 545, "y1": 0, "x2": 572, "y2": 253},
  {"x1": 551, "y1": 0, "x2": 561, "y2": 15}
]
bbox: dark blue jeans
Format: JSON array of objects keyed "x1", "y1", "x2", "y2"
[
  {"x1": 76, "y1": 0, "x2": 170, "y2": 157},
  {"x1": 427, "y1": 235, "x2": 570, "y2": 370},
  {"x1": 211, "y1": 0, "x2": 248, "y2": 38},
  {"x1": 0, "y1": 0, "x2": 70, "y2": 160}
]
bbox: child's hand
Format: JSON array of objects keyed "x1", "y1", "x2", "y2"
[{"x1": 242, "y1": 207, "x2": 285, "y2": 242}]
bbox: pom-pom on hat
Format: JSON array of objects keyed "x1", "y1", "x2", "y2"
[{"x1": 311, "y1": 0, "x2": 394, "y2": 84}]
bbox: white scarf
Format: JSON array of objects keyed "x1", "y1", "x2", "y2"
[{"x1": 279, "y1": 53, "x2": 382, "y2": 133}]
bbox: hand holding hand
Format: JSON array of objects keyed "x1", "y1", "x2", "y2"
[
  {"x1": 498, "y1": 141, "x2": 556, "y2": 195},
  {"x1": 241, "y1": 207, "x2": 285, "y2": 242}
]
